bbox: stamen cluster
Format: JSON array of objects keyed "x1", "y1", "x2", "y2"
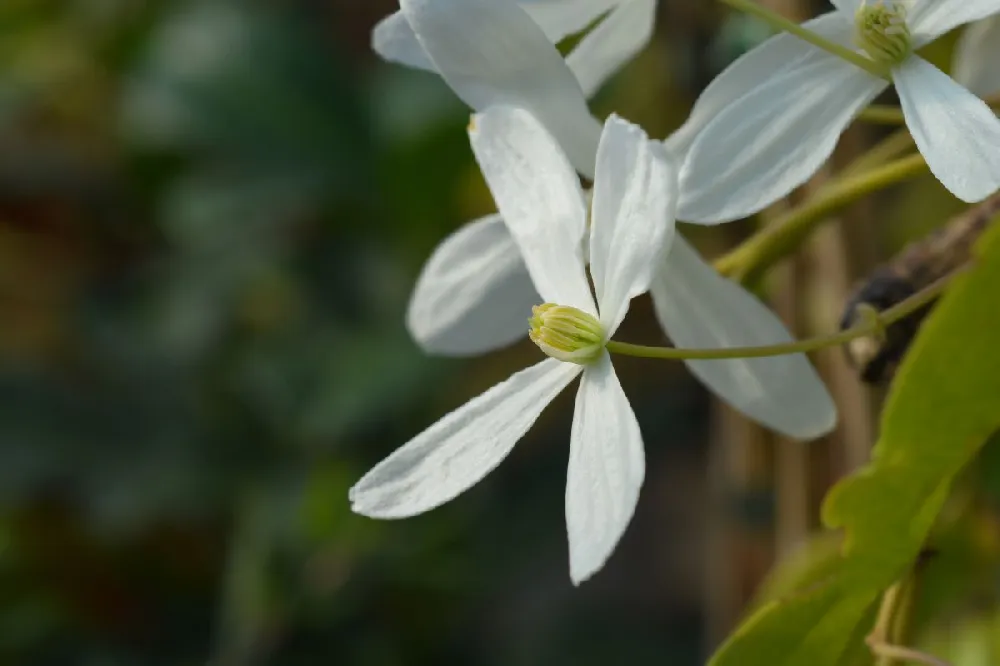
[
  {"x1": 854, "y1": 0, "x2": 911, "y2": 67},
  {"x1": 529, "y1": 304, "x2": 605, "y2": 365}
]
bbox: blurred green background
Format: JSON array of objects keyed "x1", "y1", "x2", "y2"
[{"x1": 2, "y1": 1, "x2": 974, "y2": 664}]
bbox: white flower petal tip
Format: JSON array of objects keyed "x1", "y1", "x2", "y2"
[
  {"x1": 405, "y1": 215, "x2": 539, "y2": 357},
  {"x1": 896, "y1": 56, "x2": 1000, "y2": 203},
  {"x1": 349, "y1": 358, "x2": 582, "y2": 519},
  {"x1": 371, "y1": 10, "x2": 435, "y2": 71},
  {"x1": 566, "y1": 353, "x2": 645, "y2": 584},
  {"x1": 590, "y1": 114, "x2": 678, "y2": 334},
  {"x1": 649, "y1": 236, "x2": 838, "y2": 440}
]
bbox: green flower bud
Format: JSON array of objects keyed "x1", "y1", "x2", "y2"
[
  {"x1": 528, "y1": 303, "x2": 605, "y2": 365},
  {"x1": 855, "y1": 0, "x2": 911, "y2": 67}
]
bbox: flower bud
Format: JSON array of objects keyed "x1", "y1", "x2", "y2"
[
  {"x1": 529, "y1": 303, "x2": 605, "y2": 365},
  {"x1": 855, "y1": 0, "x2": 911, "y2": 67}
]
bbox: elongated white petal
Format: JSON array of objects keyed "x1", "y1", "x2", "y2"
[
  {"x1": 896, "y1": 56, "x2": 1000, "y2": 203},
  {"x1": 407, "y1": 214, "x2": 539, "y2": 356},
  {"x1": 521, "y1": 0, "x2": 620, "y2": 44},
  {"x1": 372, "y1": 10, "x2": 435, "y2": 72},
  {"x1": 566, "y1": 352, "x2": 644, "y2": 584},
  {"x1": 909, "y1": 0, "x2": 1000, "y2": 46},
  {"x1": 350, "y1": 358, "x2": 582, "y2": 518},
  {"x1": 649, "y1": 235, "x2": 837, "y2": 439},
  {"x1": 662, "y1": 12, "x2": 851, "y2": 160},
  {"x1": 590, "y1": 116, "x2": 677, "y2": 334},
  {"x1": 565, "y1": 0, "x2": 657, "y2": 99},
  {"x1": 953, "y1": 16, "x2": 1000, "y2": 99},
  {"x1": 470, "y1": 106, "x2": 597, "y2": 315},
  {"x1": 677, "y1": 55, "x2": 885, "y2": 224},
  {"x1": 402, "y1": 0, "x2": 602, "y2": 177}
]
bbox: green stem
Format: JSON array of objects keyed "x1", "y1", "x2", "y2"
[
  {"x1": 867, "y1": 572, "x2": 949, "y2": 666},
  {"x1": 717, "y1": 0, "x2": 888, "y2": 79},
  {"x1": 842, "y1": 128, "x2": 915, "y2": 178},
  {"x1": 605, "y1": 266, "x2": 957, "y2": 361},
  {"x1": 857, "y1": 105, "x2": 905, "y2": 124},
  {"x1": 714, "y1": 153, "x2": 929, "y2": 285},
  {"x1": 868, "y1": 644, "x2": 953, "y2": 666}
]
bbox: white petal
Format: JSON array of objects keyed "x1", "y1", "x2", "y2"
[
  {"x1": 371, "y1": 11, "x2": 436, "y2": 72},
  {"x1": 895, "y1": 56, "x2": 1000, "y2": 203},
  {"x1": 566, "y1": 352, "x2": 645, "y2": 584},
  {"x1": 565, "y1": 0, "x2": 657, "y2": 99},
  {"x1": 401, "y1": 0, "x2": 602, "y2": 177},
  {"x1": 521, "y1": 0, "x2": 620, "y2": 43},
  {"x1": 407, "y1": 214, "x2": 540, "y2": 356},
  {"x1": 677, "y1": 55, "x2": 885, "y2": 224},
  {"x1": 350, "y1": 358, "x2": 582, "y2": 518},
  {"x1": 909, "y1": 0, "x2": 1000, "y2": 45},
  {"x1": 953, "y1": 16, "x2": 1000, "y2": 99},
  {"x1": 649, "y1": 235, "x2": 837, "y2": 439},
  {"x1": 662, "y1": 11, "x2": 852, "y2": 160},
  {"x1": 470, "y1": 106, "x2": 597, "y2": 315},
  {"x1": 590, "y1": 115, "x2": 677, "y2": 334}
]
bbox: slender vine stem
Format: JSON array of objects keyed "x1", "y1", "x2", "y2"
[
  {"x1": 606, "y1": 265, "x2": 959, "y2": 361},
  {"x1": 716, "y1": 0, "x2": 888, "y2": 79},
  {"x1": 867, "y1": 572, "x2": 952, "y2": 666},
  {"x1": 857, "y1": 106, "x2": 906, "y2": 125},
  {"x1": 842, "y1": 128, "x2": 915, "y2": 178},
  {"x1": 868, "y1": 644, "x2": 954, "y2": 666},
  {"x1": 714, "y1": 153, "x2": 929, "y2": 284}
]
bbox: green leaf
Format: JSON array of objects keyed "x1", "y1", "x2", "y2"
[
  {"x1": 749, "y1": 532, "x2": 844, "y2": 610},
  {"x1": 709, "y1": 221, "x2": 1000, "y2": 666},
  {"x1": 822, "y1": 220, "x2": 1000, "y2": 581}
]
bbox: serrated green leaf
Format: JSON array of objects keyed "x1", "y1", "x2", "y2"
[{"x1": 710, "y1": 222, "x2": 1000, "y2": 666}]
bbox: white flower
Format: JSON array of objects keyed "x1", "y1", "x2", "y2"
[
  {"x1": 372, "y1": 0, "x2": 656, "y2": 177},
  {"x1": 954, "y1": 15, "x2": 1000, "y2": 100},
  {"x1": 679, "y1": 0, "x2": 1000, "y2": 222},
  {"x1": 351, "y1": 108, "x2": 675, "y2": 584},
  {"x1": 395, "y1": 0, "x2": 836, "y2": 439}
]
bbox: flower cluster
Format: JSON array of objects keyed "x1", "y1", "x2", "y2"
[{"x1": 351, "y1": 0, "x2": 1000, "y2": 584}]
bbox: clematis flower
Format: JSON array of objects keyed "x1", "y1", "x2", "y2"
[
  {"x1": 386, "y1": 0, "x2": 837, "y2": 439},
  {"x1": 351, "y1": 108, "x2": 675, "y2": 584},
  {"x1": 953, "y1": 15, "x2": 1000, "y2": 100},
  {"x1": 679, "y1": 0, "x2": 1000, "y2": 223}
]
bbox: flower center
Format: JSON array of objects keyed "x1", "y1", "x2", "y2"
[
  {"x1": 854, "y1": 0, "x2": 911, "y2": 67},
  {"x1": 528, "y1": 303, "x2": 605, "y2": 365}
]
